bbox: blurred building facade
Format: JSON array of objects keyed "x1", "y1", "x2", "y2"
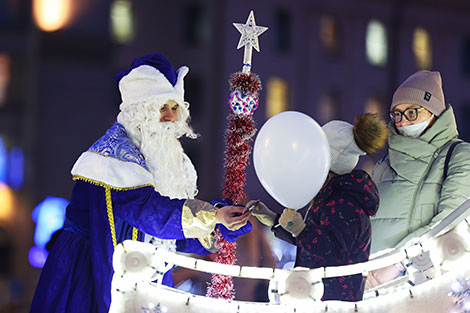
[{"x1": 0, "y1": 0, "x2": 470, "y2": 310}]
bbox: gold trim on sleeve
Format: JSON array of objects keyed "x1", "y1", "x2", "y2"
[
  {"x1": 181, "y1": 199, "x2": 217, "y2": 238},
  {"x1": 198, "y1": 233, "x2": 217, "y2": 253}
]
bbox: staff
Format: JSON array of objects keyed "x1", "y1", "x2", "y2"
[{"x1": 206, "y1": 11, "x2": 268, "y2": 299}]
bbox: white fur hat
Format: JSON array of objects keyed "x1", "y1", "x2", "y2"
[
  {"x1": 322, "y1": 121, "x2": 365, "y2": 175},
  {"x1": 115, "y1": 53, "x2": 188, "y2": 106},
  {"x1": 118, "y1": 65, "x2": 188, "y2": 106}
]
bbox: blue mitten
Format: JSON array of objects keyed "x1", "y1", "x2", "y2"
[
  {"x1": 218, "y1": 222, "x2": 253, "y2": 242},
  {"x1": 211, "y1": 198, "x2": 231, "y2": 208}
]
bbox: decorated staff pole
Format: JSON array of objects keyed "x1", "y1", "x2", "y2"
[{"x1": 206, "y1": 11, "x2": 268, "y2": 299}]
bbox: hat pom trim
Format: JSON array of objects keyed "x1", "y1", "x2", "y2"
[{"x1": 353, "y1": 113, "x2": 388, "y2": 154}]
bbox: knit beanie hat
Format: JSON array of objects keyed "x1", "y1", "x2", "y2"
[
  {"x1": 322, "y1": 114, "x2": 388, "y2": 175},
  {"x1": 391, "y1": 70, "x2": 446, "y2": 116},
  {"x1": 114, "y1": 53, "x2": 188, "y2": 106}
]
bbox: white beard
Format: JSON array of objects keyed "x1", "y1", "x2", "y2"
[
  {"x1": 117, "y1": 100, "x2": 198, "y2": 200},
  {"x1": 140, "y1": 122, "x2": 198, "y2": 199}
]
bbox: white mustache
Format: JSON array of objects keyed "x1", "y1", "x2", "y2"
[{"x1": 117, "y1": 100, "x2": 198, "y2": 199}]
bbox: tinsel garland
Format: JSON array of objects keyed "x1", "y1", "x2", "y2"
[
  {"x1": 206, "y1": 72, "x2": 260, "y2": 299},
  {"x1": 229, "y1": 72, "x2": 261, "y2": 94},
  {"x1": 206, "y1": 229, "x2": 237, "y2": 299},
  {"x1": 222, "y1": 115, "x2": 257, "y2": 202}
]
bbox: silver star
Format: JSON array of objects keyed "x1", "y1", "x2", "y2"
[{"x1": 233, "y1": 11, "x2": 268, "y2": 52}]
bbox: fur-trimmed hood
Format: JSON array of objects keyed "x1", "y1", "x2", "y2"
[{"x1": 118, "y1": 65, "x2": 189, "y2": 106}]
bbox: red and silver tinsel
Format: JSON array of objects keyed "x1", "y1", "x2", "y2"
[{"x1": 206, "y1": 72, "x2": 261, "y2": 299}]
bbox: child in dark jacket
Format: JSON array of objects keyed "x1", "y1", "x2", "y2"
[{"x1": 248, "y1": 113, "x2": 388, "y2": 301}]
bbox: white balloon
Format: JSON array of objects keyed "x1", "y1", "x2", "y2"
[{"x1": 253, "y1": 111, "x2": 330, "y2": 209}]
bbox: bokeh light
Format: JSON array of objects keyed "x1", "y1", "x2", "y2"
[
  {"x1": 33, "y1": 0, "x2": 71, "y2": 32},
  {"x1": 0, "y1": 182, "x2": 14, "y2": 221}
]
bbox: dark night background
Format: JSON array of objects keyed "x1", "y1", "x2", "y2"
[{"x1": 0, "y1": 0, "x2": 469, "y2": 311}]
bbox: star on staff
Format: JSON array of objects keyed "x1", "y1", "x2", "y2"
[{"x1": 233, "y1": 11, "x2": 268, "y2": 73}]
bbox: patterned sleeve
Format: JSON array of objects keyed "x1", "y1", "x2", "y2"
[
  {"x1": 111, "y1": 188, "x2": 222, "y2": 241},
  {"x1": 181, "y1": 199, "x2": 218, "y2": 239},
  {"x1": 295, "y1": 199, "x2": 360, "y2": 268}
]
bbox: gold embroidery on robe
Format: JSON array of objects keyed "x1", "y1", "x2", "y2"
[{"x1": 182, "y1": 199, "x2": 217, "y2": 240}]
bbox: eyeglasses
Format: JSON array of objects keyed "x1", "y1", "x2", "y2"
[{"x1": 389, "y1": 107, "x2": 425, "y2": 123}]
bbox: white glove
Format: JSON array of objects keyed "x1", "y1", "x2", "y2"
[
  {"x1": 245, "y1": 200, "x2": 277, "y2": 227},
  {"x1": 279, "y1": 208, "x2": 306, "y2": 237}
]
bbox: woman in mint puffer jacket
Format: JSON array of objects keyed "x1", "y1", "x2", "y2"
[{"x1": 367, "y1": 70, "x2": 470, "y2": 287}]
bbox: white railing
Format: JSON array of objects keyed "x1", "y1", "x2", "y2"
[{"x1": 109, "y1": 198, "x2": 470, "y2": 313}]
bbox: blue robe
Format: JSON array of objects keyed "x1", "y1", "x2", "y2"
[{"x1": 30, "y1": 123, "x2": 251, "y2": 313}]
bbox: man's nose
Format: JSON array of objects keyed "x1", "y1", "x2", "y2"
[{"x1": 160, "y1": 109, "x2": 175, "y2": 122}]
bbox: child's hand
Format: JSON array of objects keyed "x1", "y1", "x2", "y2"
[
  {"x1": 279, "y1": 208, "x2": 306, "y2": 237},
  {"x1": 246, "y1": 200, "x2": 276, "y2": 227}
]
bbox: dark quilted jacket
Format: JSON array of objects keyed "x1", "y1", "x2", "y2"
[{"x1": 273, "y1": 170, "x2": 379, "y2": 301}]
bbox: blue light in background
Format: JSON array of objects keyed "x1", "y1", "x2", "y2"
[
  {"x1": 7, "y1": 147, "x2": 24, "y2": 190},
  {"x1": 0, "y1": 138, "x2": 6, "y2": 183},
  {"x1": 29, "y1": 196, "x2": 68, "y2": 268},
  {"x1": 28, "y1": 246, "x2": 48, "y2": 269}
]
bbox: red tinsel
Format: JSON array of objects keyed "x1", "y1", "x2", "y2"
[
  {"x1": 229, "y1": 72, "x2": 262, "y2": 95},
  {"x1": 222, "y1": 115, "x2": 256, "y2": 203},
  {"x1": 206, "y1": 231, "x2": 237, "y2": 299},
  {"x1": 206, "y1": 114, "x2": 257, "y2": 299},
  {"x1": 207, "y1": 70, "x2": 260, "y2": 299}
]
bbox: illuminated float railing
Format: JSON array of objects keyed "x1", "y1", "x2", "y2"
[{"x1": 109, "y1": 198, "x2": 470, "y2": 313}]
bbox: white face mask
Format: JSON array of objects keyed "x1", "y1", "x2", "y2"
[{"x1": 397, "y1": 114, "x2": 434, "y2": 138}]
